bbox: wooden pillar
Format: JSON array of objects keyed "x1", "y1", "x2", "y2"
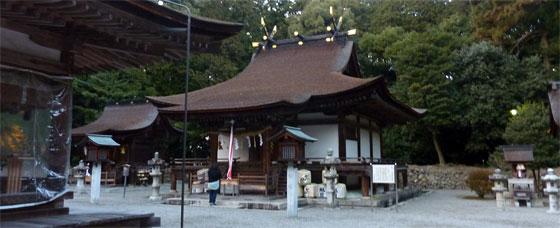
[
  {"x1": 369, "y1": 120, "x2": 373, "y2": 160},
  {"x1": 338, "y1": 115, "x2": 346, "y2": 161},
  {"x1": 170, "y1": 170, "x2": 177, "y2": 193},
  {"x1": 379, "y1": 130, "x2": 384, "y2": 159},
  {"x1": 262, "y1": 130, "x2": 270, "y2": 174},
  {"x1": 209, "y1": 133, "x2": 218, "y2": 164},
  {"x1": 357, "y1": 116, "x2": 361, "y2": 158},
  {"x1": 361, "y1": 175, "x2": 370, "y2": 197}
]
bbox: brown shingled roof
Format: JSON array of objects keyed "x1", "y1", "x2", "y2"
[
  {"x1": 148, "y1": 36, "x2": 424, "y2": 123},
  {"x1": 149, "y1": 39, "x2": 374, "y2": 112},
  {"x1": 72, "y1": 103, "x2": 158, "y2": 136},
  {"x1": 501, "y1": 145, "x2": 534, "y2": 163}
]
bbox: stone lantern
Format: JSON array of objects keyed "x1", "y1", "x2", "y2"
[
  {"x1": 323, "y1": 148, "x2": 340, "y2": 208},
  {"x1": 542, "y1": 168, "x2": 559, "y2": 213},
  {"x1": 147, "y1": 152, "x2": 165, "y2": 201},
  {"x1": 489, "y1": 168, "x2": 508, "y2": 209},
  {"x1": 73, "y1": 160, "x2": 89, "y2": 195}
]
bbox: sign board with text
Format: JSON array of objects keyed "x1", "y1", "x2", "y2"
[{"x1": 371, "y1": 164, "x2": 396, "y2": 184}]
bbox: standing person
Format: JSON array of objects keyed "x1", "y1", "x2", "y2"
[{"x1": 207, "y1": 163, "x2": 221, "y2": 206}]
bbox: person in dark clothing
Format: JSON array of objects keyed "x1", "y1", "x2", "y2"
[{"x1": 207, "y1": 163, "x2": 222, "y2": 206}]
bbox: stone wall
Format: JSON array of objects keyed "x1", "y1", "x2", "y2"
[{"x1": 407, "y1": 165, "x2": 492, "y2": 190}]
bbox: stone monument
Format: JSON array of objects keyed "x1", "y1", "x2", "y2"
[
  {"x1": 148, "y1": 152, "x2": 165, "y2": 201},
  {"x1": 287, "y1": 161, "x2": 298, "y2": 217},
  {"x1": 73, "y1": 160, "x2": 88, "y2": 195},
  {"x1": 489, "y1": 168, "x2": 508, "y2": 209},
  {"x1": 90, "y1": 162, "x2": 101, "y2": 204},
  {"x1": 542, "y1": 168, "x2": 559, "y2": 213},
  {"x1": 323, "y1": 148, "x2": 340, "y2": 208}
]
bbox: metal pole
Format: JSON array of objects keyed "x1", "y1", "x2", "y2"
[
  {"x1": 395, "y1": 163, "x2": 398, "y2": 213},
  {"x1": 158, "y1": 1, "x2": 192, "y2": 227},
  {"x1": 123, "y1": 176, "x2": 127, "y2": 198},
  {"x1": 180, "y1": 14, "x2": 191, "y2": 228}
]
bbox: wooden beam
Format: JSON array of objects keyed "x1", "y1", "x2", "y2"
[
  {"x1": 357, "y1": 116, "x2": 361, "y2": 158},
  {"x1": 369, "y1": 120, "x2": 373, "y2": 159},
  {"x1": 0, "y1": 48, "x2": 66, "y2": 75},
  {"x1": 1, "y1": 19, "x2": 65, "y2": 50},
  {"x1": 209, "y1": 133, "x2": 218, "y2": 164},
  {"x1": 338, "y1": 115, "x2": 346, "y2": 161},
  {"x1": 295, "y1": 118, "x2": 338, "y2": 126},
  {"x1": 379, "y1": 131, "x2": 384, "y2": 159}
]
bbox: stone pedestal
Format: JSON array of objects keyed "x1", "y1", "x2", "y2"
[
  {"x1": 90, "y1": 163, "x2": 101, "y2": 204},
  {"x1": 322, "y1": 148, "x2": 339, "y2": 208},
  {"x1": 542, "y1": 168, "x2": 559, "y2": 214},
  {"x1": 73, "y1": 160, "x2": 88, "y2": 195},
  {"x1": 508, "y1": 178, "x2": 534, "y2": 208},
  {"x1": 148, "y1": 152, "x2": 165, "y2": 201},
  {"x1": 149, "y1": 166, "x2": 162, "y2": 201},
  {"x1": 76, "y1": 177, "x2": 85, "y2": 195},
  {"x1": 489, "y1": 169, "x2": 507, "y2": 209},
  {"x1": 287, "y1": 162, "x2": 298, "y2": 217},
  {"x1": 324, "y1": 167, "x2": 338, "y2": 208}
]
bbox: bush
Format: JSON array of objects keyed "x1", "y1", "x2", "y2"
[{"x1": 465, "y1": 169, "x2": 493, "y2": 198}]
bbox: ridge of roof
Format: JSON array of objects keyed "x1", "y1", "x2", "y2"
[
  {"x1": 149, "y1": 39, "x2": 370, "y2": 111},
  {"x1": 149, "y1": 36, "x2": 425, "y2": 121}
]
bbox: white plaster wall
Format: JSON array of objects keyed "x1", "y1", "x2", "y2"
[
  {"x1": 300, "y1": 124, "x2": 339, "y2": 158},
  {"x1": 345, "y1": 140, "x2": 358, "y2": 159},
  {"x1": 360, "y1": 128, "x2": 371, "y2": 158},
  {"x1": 217, "y1": 133, "x2": 249, "y2": 162},
  {"x1": 372, "y1": 131, "x2": 381, "y2": 159}
]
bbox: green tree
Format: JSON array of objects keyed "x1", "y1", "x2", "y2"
[
  {"x1": 383, "y1": 28, "x2": 467, "y2": 165},
  {"x1": 363, "y1": 0, "x2": 468, "y2": 34},
  {"x1": 450, "y1": 42, "x2": 558, "y2": 162},
  {"x1": 72, "y1": 54, "x2": 238, "y2": 127},
  {"x1": 473, "y1": 0, "x2": 560, "y2": 69},
  {"x1": 503, "y1": 102, "x2": 560, "y2": 169},
  {"x1": 72, "y1": 68, "x2": 157, "y2": 127},
  {"x1": 287, "y1": 0, "x2": 358, "y2": 36}
]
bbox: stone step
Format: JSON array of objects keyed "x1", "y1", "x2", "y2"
[{"x1": 164, "y1": 197, "x2": 307, "y2": 210}]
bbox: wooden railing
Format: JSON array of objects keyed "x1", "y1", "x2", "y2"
[{"x1": 237, "y1": 173, "x2": 273, "y2": 196}]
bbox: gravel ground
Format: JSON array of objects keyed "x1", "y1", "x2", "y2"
[{"x1": 66, "y1": 185, "x2": 559, "y2": 228}]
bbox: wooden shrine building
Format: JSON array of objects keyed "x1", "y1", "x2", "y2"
[
  {"x1": 72, "y1": 103, "x2": 173, "y2": 165},
  {"x1": 148, "y1": 33, "x2": 425, "y2": 196},
  {"x1": 0, "y1": 0, "x2": 241, "y2": 226},
  {"x1": 72, "y1": 102, "x2": 180, "y2": 184}
]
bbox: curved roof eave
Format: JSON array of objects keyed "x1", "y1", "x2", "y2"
[
  {"x1": 157, "y1": 76, "x2": 425, "y2": 121},
  {"x1": 72, "y1": 103, "x2": 159, "y2": 136}
]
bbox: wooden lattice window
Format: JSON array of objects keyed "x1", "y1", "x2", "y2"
[{"x1": 280, "y1": 142, "x2": 297, "y2": 160}]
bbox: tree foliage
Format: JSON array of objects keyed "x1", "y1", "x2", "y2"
[
  {"x1": 503, "y1": 102, "x2": 560, "y2": 168},
  {"x1": 473, "y1": 0, "x2": 560, "y2": 69},
  {"x1": 72, "y1": 0, "x2": 559, "y2": 165}
]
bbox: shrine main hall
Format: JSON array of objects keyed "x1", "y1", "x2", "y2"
[{"x1": 149, "y1": 32, "x2": 425, "y2": 196}]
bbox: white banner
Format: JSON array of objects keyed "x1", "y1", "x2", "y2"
[{"x1": 371, "y1": 164, "x2": 396, "y2": 184}]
